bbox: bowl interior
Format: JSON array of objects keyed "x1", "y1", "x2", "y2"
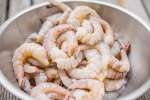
[{"x1": 0, "y1": 1, "x2": 150, "y2": 100}]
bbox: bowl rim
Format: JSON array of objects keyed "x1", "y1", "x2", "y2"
[{"x1": 0, "y1": 0, "x2": 150, "y2": 100}]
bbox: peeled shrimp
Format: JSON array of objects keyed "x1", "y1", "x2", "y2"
[
  {"x1": 68, "y1": 49, "x2": 103, "y2": 80},
  {"x1": 67, "y1": 6, "x2": 99, "y2": 27},
  {"x1": 31, "y1": 82, "x2": 70, "y2": 100},
  {"x1": 76, "y1": 17, "x2": 104, "y2": 45},
  {"x1": 104, "y1": 79, "x2": 126, "y2": 92},
  {"x1": 57, "y1": 30, "x2": 78, "y2": 56},
  {"x1": 38, "y1": 2, "x2": 72, "y2": 41},
  {"x1": 110, "y1": 49, "x2": 130, "y2": 72},
  {"x1": 12, "y1": 43, "x2": 49, "y2": 86},
  {"x1": 106, "y1": 68, "x2": 126, "y2": 80},
  {"x1": 69, "y1": 79, "x2": 105, "y2": 100},
  {"x1": 44, "y1": 24, "x2": 82, "y2": 70}
]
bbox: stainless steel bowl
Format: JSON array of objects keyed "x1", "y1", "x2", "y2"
[{"x1": 0, "y1": 0, "x2": 150, "y2": 100}]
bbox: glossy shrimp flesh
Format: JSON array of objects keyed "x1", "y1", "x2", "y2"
[
  {"x1": 31, "y1": 82, "x2": 70, "y2": 100},
  {"x1": 12, "y1": 43, "x2": 49, "y2": 86},
  {"x1": 67, "y1": 6, "x2": 99, "y2": 27},
  {"x1": 44, "y1": 24, "x2": 82, "y2": 70},
  {"x1": 100, "y1": 19, "x2": 114, "y2": 46},
  {"x1": 76, "y1": 17, "x2": 104, "y2": 45},
  {"x1": 68, "y1": 49, "x2": 103, "y2": 80},
  {"x1": 69, "y1": 79, "x2": 105, "y2": 100}
]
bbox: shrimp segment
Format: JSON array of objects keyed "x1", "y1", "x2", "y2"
[
  {"x1": 12, "y1": 43, "x2": 49, "y2": 86},
  {"x1": 31, "y1": 82, "x2": 70, "y2": 100},
  {"x1": 106, "y1": 68, "x2": 126, "y2": 80},
  {"x1": 100, "y1": 19, "x2": 114, "y2": 46},
  {"x1": 104, "y1": 79, "x2": 126, "y2": 91},
  {"x1": 69, "y1": 79, "x2": 105, "y2": 100},
  {"x1": 110, "y1": 50, "x2": 130, "y2": 72},
  {"x1": 67, "y1": 6, "x2": 99, "y2": 27}
]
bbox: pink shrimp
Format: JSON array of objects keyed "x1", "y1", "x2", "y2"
[
  {"x1": 110, "y1": 49, "x2": 130, "y2": 72},
  {"x1": 12, "y1": 43, "x2": 49, "y2": 87},
  {"x1": 69, "y1": 79, "x2": 105, "y2": 100},
  {"x1": 68, "y1": 49, "x2": 103, "y2": 80},
  {"x1": 31, "y1": 82, "x2": 70, "y2": 100},
  {"x1": 100, "y1": 19, "x2": 114, "y2": 46},
  {"x1": 43, "y1": 24, "x2": 83, "y2": 70}
]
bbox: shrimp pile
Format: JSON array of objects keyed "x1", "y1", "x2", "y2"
[{"x1": 12, "y1": 2, "x2": 131, "y2": 100}]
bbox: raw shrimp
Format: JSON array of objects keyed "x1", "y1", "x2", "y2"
[
  {"x1": 100, "y1": 19, "x2": 114, "y2": 46},
  {"x1": 96, "y1": 42, "x2": 111, "y2": 68},
  {"x1": 31, "y1": 82, "x2": 70, "y2": 100},
  {"x1": 104, "y1": 79, "x2": 126, "y2": 92},
  {"x1": 68, "y1": 49, "x2": 104, "y2": 80},
  {"x1": 45, "y1": 68, "x2": 59, "y2": 81},
  {"x1": 110, "y1": 49, "x2": 130, "y2": 72},
  {"x1": 24, "y1": 63, "x2": 40, "y2": 74},
  {"x1": 12, "y1": 43, "x2": 49, "y2": 86},
  {"x1": 57, "y1": 30, "x2": 78, "y2": 56},
  {"x1": 44, "y1": 24, "x2": 83, "y2": 70},
  {"x1": 106, "y1": 68, "x2": 126, "y2": 80},
  {"x1": 58, "y1": 70, "x2": 74, "y2": 88},
  {"x1": 69, "y1": 79, "x2": 105, "y2": 100},
  {"x1": 76, "y1": 17, "x2": 104, "y2": 45},
  {"x1": 38, "y1": 2, "x2": 72, "y2": 41},
  {"x1": 67, "y1": 6, "x2": 99, "y2": 27},
  {"x1": 34, "y1": 70, "x2": 48, "y2": 85}
]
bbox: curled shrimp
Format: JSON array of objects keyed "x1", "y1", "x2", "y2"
[
  {"x1": 104, "y1": 79, "x2": 126, "y2": 92},
  {"x1": 106, "y1": 68, "x2": 126, "y2": 80},
  {"x1": 12, "y1": 43, "x2": 49, "y2": 86},
  {"x1": 76, "y1": 17, "x2": 104, "y2": 45},
  {"x1": 38, "y1": 2, "x2": 72, "y2": 42},
  {"x1": 31, "y1": 82, "x2": 70, "y2": 100},
  {"x1": 44, "y1": 24, "x2": 83, "y2": 70},
  {"x1": 100, "y1": 19, "x2": 114, "y2": 46},
  {"x1": 67, "y1": 6, "x2": 99, "y2": 27},
  {"x1": 69, "y1": 79, "x2": 105, "y2": 100},
  {"x1": 57, "y1": 30, "x2": 78, "y2": 56},
  {"x1": 110, "y1": 49, "x2": 130, "y2": 72},
  {"x1": 68, "y1": 49, "x2": 103, "y2": 80}
]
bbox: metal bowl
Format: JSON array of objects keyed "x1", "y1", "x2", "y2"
[{"x1": 0, "y1": 0, "x2": 149, "y2": 100}]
